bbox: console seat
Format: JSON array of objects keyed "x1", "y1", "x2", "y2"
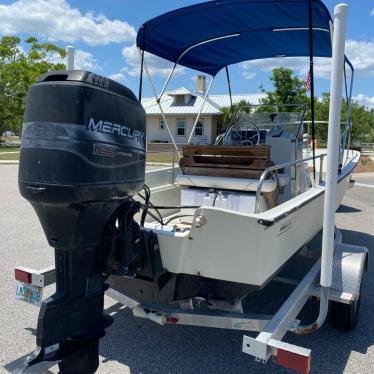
[
  {"x1": 179, "y1": 144, "x2": 273, "y2": 179},
  {"x1": 177, "y1": 145, "x2": 290, "y2": 209}
]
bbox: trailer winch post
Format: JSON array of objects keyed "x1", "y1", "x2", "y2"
[
  {"x1": 321, "y1": 3, "x2": 348, "y2": 288},
  {"x1": 289, "y1": 3, "x2": 348, "y2": 336}
]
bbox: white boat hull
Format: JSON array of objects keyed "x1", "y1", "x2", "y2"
[{"x1": 146, "y1": 151, "x2": 359, "y2": 287}]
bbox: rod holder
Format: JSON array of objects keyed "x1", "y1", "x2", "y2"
[{"x1": 66, "y1": 46, "x2": 75, "y2": 70}]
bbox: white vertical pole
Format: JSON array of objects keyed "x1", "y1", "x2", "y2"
[
  {"x1": 66, "y1": 46, "x2": 75, "y2": 70},
  {"x1": 187, "y1": 76, "x2": 214, "y2": 144},
  {"x1": 320, "y1": 3, "x2": 348, "y2": 288}
]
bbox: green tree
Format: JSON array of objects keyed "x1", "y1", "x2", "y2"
[
  {"x1": 259, "y1": 67, "x2": 374, "y2": 143},
  {"x1": 0, "y1": 36, "x2": 66, "y2": 137},
  {"x1": 312, "y1": 92, "x2": 330, "y2": 142},
  {"x1": 259, "y1": 67, "x2": 308, "y2": 110},
  {"x1": 313, "y1": 93, "x2": 374, "y2": 143},
  {"x1": 346, "y1": 101, "x2": 373, "y2": 142}
]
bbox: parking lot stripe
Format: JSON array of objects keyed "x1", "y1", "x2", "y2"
[{"x1": 355, "y1": 182, "x2": 374, "y2": 189}]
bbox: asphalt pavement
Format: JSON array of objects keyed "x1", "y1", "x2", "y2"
[{"x1": 0, "y1": 165, "x2": 373, "y2": 374}]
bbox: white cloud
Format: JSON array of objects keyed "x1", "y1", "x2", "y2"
[
  {"x1": 240, "y1": 40, "x2": 374, "y2": 80},
  {"x1": 241, "y1": 57, "x2": 309, "y2": 79},
  {"x1": 109, "y1": 73, "x2": 126, "y2": 82},
  {"x1": 121, "y1": 44, "x2": 185, "y2": 78},
  {"x1": 242, "y1": 71, "x2": 256, "y2": 80},
  {"x1": 74, "y1": 50, "x2": 101, "y2": 71},
  {"x1": 240, "y1": 56, "x2": 332, "y2": 80},
  {"x1": 353, "y1": 94, "x2": 374, "y2": 109},
  {"x1": 0, "y1": 0, "x2": 136, "y2": 46},
  {"x1": 371, "y1": 8, "x2": 374, "y2": 16},
  {"x1": 345, "y1": 40, "x2": 374, "y2": 78}
]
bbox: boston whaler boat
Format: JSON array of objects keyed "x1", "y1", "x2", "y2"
[{"x1": 6, "y1": 1, "x2": 368, "y2": 374}]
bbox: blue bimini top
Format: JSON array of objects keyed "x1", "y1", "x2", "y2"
[{"x1": 136, "y1": 0, "x2": 333, "y2": 76}]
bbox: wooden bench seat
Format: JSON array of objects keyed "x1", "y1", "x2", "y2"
[{"x1": 179, "y1": 145, "x2": 273, "y2": 179}]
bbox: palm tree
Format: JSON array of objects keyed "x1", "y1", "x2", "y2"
[{"x1": 220, "y1": 100, "x2": 252, "y2": 128}]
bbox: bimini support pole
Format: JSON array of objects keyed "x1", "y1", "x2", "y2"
[
  {"x1": 294, "y1": 3, "x2": 348, "y2": 335},
  {"x1": 225, "y1": 66, "x2": 233, "y2": 109},
  {"x1": 140, "y1": 51, "x2": 179, "y2": 152},
  {"x1": 138, "y1": 49, "x2": 144, "y2": 101},
  {"x1": 187, "y1": 76, "x2": 215, "y2": 144},
  {"x1": 158, "y1": 62, "x2": 177, "y2": 102}
]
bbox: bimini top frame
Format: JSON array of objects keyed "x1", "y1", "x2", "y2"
[
  {"x1": 137, "y1": 0, "x2": 334, "y2": 76},
  {"x1": 136, "y1": 0, "x2": 354, "y2": 156}
]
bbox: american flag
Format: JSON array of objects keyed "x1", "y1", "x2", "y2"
[{"x1": 304, "y1": 69, "x2": 312, "y2": 91}]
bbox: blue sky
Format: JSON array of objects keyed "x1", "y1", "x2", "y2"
[{"x1": 0, "y1": 0, "x2": 373, "y2": 107}]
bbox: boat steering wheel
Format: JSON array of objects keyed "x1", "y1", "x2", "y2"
[{"x1": 227, "y1": 120, "x2": 261, "y2": 146}]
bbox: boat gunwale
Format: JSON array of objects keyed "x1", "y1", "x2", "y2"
[{"x1": 145, "y1": 149, "x2": 359, "y2": 235}]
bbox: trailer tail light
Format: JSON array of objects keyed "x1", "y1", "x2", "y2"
[
  {"x1": 276, "y1": 348, "x2": 311, "y2": 374},
  {"x1": 15, "y1": 268, "x2": 32, "y2": 284},
  {"x1": 166, "y1": 316, "x2": 178, "y2": 324}
]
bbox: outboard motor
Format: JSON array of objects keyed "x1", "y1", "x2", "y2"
[{"x1": 18, "y1": 70, "x2": 146, "y2": 373}]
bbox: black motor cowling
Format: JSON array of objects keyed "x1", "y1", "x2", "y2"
[
  {"x1": 19, "y1": 70, "x2": 145, "y2": 244},
  {"x1": 21, "y1": 70, "x2": 145, "y2": 184},
  {"x1": 17, "y1": 71, "x2": 146, "y2": 373},
  {"x1": 20, "y1": 70, "x2": 145, "y2": 199}
]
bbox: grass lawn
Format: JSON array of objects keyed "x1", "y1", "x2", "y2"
[
  {"x1": 0, "y1": 146, "x2": 20, "y2": 161},
  {"x1": 0, "y1": 152, "x2": 20, "y2": 160},
  {"x1": 146, "y1": 152, "x2": 180, "y2": 164},
  {"x1": 354, "y1": 155, "x2": 374, "y2": 173},
  {"x1": 0, "y1": 146, "x2": 20, "y2": 153},
  {"x1": 1, "y1": 148, "x2": 372, "y2": 172}
]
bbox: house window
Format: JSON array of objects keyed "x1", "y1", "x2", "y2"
[
  {"x1": 159, "y1": 118, "x2": 165, "y2": 130},
  {"x1": 216, "y1": 118, "x2": 223, "y2": 136},
  {"x1": 174, "y1": 95, "x2": 185, "y2": 105},
  {"x1": 176, "y1": 118, "x2": 186, "y2": 136},
  {"x1": 194, "y1": 119, "x2": 204, "y2": 136}
]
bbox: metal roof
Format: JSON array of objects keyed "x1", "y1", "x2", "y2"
[
  {"x1": 142, "y1": 88, "x2": 266, "y2": 115},
  {"x1": 209, "y1": 94, "x2": 266, "y2": 109},
  {"x1": 167, "y1": 87, "x2": 194, "y2": 96}
]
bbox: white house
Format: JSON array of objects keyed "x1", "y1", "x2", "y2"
[{"x1": 142, "y1": 76, "x2": 265, "y2": 145}]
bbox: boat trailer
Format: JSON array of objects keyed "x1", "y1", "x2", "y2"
[
  {"x1": 3, "y1": 3, "x2": 368, "y2": 374},
  {"x1": 5, "y1": 228, "x2": 367, "y2": 374}
]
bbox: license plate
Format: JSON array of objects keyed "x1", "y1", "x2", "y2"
[{"x1": 15, "y1": 281, "x2": 43, "y2": 306}]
